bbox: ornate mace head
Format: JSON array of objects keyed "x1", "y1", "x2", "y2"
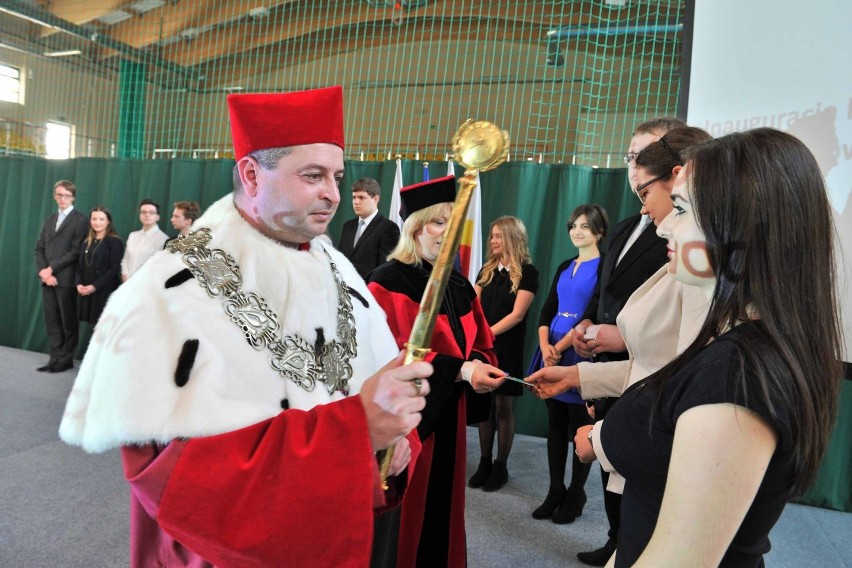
[{"x1": 451, "y1": 119, "x2": 510, "y2": 172}]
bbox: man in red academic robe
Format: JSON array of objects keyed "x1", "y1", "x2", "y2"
[{"x1": 59, "y1": 86, "x2": 432, "y2": 567}]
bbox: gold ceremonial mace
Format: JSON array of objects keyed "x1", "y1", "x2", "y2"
[{"x1": 379, "y1": 120, "x2": 510, "y2": 487}]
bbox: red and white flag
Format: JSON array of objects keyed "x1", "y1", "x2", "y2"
[
  {"x1": 388, "y1": 158, "x2": 404, "y2": 231},
  {"x1": 451, "y1": 161, "x2": 483, "y2": 285}
]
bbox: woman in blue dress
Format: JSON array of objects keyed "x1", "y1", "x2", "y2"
[{"x1": 529, "y1": 204, "x2": 608, "y2": 524}]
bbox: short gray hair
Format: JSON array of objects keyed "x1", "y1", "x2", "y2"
[{"x1": 232, "y1": 147, "x2": 293, "y2": 194}]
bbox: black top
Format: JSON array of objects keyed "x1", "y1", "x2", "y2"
[
  {"x1": 76, "y1": 236, "x2": 124, "y2": 324},
  {"x1": 477, "y1": 263, "x2": 539, "y2": 379},
  {"x1": 603, "y1": 323, "x2": 795, "y2": 567}
]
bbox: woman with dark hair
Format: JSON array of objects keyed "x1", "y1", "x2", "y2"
[
  {"x1": 76, "y1": 206, "x2": 124, "y2": 326},
  {"x1": 536, "y1": 129, "x2": 842, "y2": 566},
  {"x1": 530, "y1": 127, "x2": 712, "y2": 564},
  {"x1": 468, "y1": 216, "x2": 539, "y2": 492},
  {"x1": 367, "y1": 176, "x2": 504, "y2": 568},
  {"x1": 528, "y1": 203, "x2": 608, "y2": 524}
]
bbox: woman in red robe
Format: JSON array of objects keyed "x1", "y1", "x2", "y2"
[{"x1": 368, "y1": 176, "x2": 504, "y2": 567}]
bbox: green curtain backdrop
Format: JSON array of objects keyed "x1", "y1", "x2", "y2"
[
  {"x1": 1, "y1": 156, "x2": 847, "y2": 511},
  {"x1": 1, "y1": 155, "x2": 636, "y2": 432}
]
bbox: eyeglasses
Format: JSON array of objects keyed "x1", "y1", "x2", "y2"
[
  {"x1": 54, "y1": 192, "x2": 73, "y2": 199},
  {"x1": 623, "y1": 152, "x2": 638, "y2": 165},
  {"x1": 632, "y1": 173, "x2": 668, "y2": 205}
]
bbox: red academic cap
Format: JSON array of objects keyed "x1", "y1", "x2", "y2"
[
  {"x1": 400, "y1": 175, "x2": 457, "y2": 220},
  {"x1": 227, "y1": 86, "x2": 345, "y2": 160}
]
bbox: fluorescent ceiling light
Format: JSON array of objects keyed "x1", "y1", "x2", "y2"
[
  {"x1": 44, "y1": 49, "x2": 83, "y2": 57},
  {"x1": 130, "y1": 0, "x2": 165, "y2": 14},
  {"x1": 98, "y1": 10, "x2": 133, "y2": 26}
]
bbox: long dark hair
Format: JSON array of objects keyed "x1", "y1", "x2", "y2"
[
  {"x1": 646, "y1": 128, "x2": 842, "y2": 496},
  {"x1": 86, "y1": 206, "x2": 118, "y2": 247}
]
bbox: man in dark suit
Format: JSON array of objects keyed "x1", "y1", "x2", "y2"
[
  {"x1": 338, "y1": 178, "x2": 400, "y2": 279},
  {"x1": 34, "y1": 180, "x2": 89, "y2": 373},
  {"x1": 571, "y1": 117, "x2": 685, "y2": 566}
]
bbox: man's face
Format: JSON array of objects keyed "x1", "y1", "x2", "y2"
[
  {"x1": 53, "y1": 186, "x2": 74, "y2": 210},
  {"x1": 247, "y1": 143, "x2": 343, "y2": 244},
  {"x1": 170, "y1": 208, "x2": 193, "y2": 232},
  {"x1": 626, "y1": 131, "x2": 662, "y2": 190},
  {"x1": 352, "y1": 190, "x2": 379, "y2": 219},
  {"x1": 139, "y1": 204, "x2": 159, "y2": 228}
]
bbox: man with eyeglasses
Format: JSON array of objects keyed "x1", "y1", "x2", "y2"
[
  {"x1": 570, "y1": 116, "x2": 684, "y2": 566},
  {"x1": 120, "y1": 199, "x2": 168, "y2": 282},
  {"x1": 34, "y1": 180, "x2": 89, "y2": 373}
]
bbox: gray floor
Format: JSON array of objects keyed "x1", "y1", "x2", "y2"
[{"x1": 1, "y1": 345, "x2": 849, "y2": 567}]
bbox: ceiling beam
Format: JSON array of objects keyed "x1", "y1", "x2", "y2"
[
  {"x1": 39, "y1": 0, "x2": 126, "y2": 26},
  {"x1": 155, "y1": 2, "x2": 623, "y2": 68},
  {"x1": 0, "y1": 0, "x2": 195, "y2": 78},
  {"x1": 192, "y1": 16, "x2": 678, "y2": 91},
  {"x1": 103, "y1": 0, "x2": 294, "y2": 49}
]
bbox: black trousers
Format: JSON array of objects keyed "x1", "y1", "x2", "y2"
[
  {"x1": 597, "y1": 396, "x2": 621, "y2": 543},
  {"x1": 544, "y1": 398, "x2": 594, "y2": 492},
  {"x1": 42, "y1": 285, "x2": 78, "y2": 366}
]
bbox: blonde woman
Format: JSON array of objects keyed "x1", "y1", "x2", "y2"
[
  {"x1": 468, "y1": 216, "x2": 539, "y2": 492},
  {"x1": 367, "y1": 176, "x2": 505, "y2": 568}
]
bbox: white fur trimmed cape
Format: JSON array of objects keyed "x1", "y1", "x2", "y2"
[{"x1": 59, "y1": 195, "x2": 399, "y2": 453}]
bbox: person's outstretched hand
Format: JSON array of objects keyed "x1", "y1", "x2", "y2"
[{"x1": 359, "y1": 352, "x2": 432, "y2": 451}]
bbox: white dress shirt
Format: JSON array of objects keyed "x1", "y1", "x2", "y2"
[
  {"x1": 121, "y1": 225, "x2": 168, "y2": 278},
  {"x1": 616, "y1": 215, "x2": 651, "y2": 265},
  {"x1": 55, "y1": 205, "x2": 75, "y2": 230}
]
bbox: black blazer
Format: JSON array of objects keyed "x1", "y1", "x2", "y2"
[
  {"x1": 34, "y1": 209, "x2": 89, "y2": 288},
  {"x1": 75, "y1": 236, "x2": 124, "y2": 293},
  {"x1": 583, "y1": 214, "x2": 668, "y2": 327},
  {"x1": 338, "y1": 213, "x2": 400, "y2": 279}
]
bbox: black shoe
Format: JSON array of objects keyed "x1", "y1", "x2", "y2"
[
  {"x1": 532, "y1": 485, "x2": 565, "y2": 519},
  {"x1": 37, "y1": 363, "x2": 56, "y2": 372},
  {"x1": 47, "y1": 362, "x2": 73, "y2": 373},
  {"x1": 468, "y1": 457, "x2": 493, "y2": 488},
  {"x1": 552, "y1": 487, "x2": 587, "y2": 524},
  {"x1": 482, "y1": 460, "x2": 509, "y2": 492},
  {"x1": 577, "y1": 539, "x2": 617, "y2": 566}
]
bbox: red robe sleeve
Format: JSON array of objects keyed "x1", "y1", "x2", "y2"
[
  {"x1": 367, "y1": 280, "x2": 497, "y2": 437},
  {"x1": 122, "y1": 396, "x2": 384, "y2": 568},
  {"x1": 468, "y1": 294, "x2": 498, "y2": 366}
]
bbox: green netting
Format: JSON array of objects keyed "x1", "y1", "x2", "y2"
[{"x1": 0, "y1": 0, "x2": 684, "y2": 163}]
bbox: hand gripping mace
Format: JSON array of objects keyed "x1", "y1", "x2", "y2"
[{"x1": 379, "y1": 120, "x2": 510, "y2": 488}]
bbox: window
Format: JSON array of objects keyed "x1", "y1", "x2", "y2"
[
  {"x1": 46, "y1": 122, "x2": 72, "y2": 159},
  {"x1": 0, "y1": 63, "x2": 22, "y2": 103}
]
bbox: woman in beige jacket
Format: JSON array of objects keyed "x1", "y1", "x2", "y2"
[{"x1": 526, "y1": 126, "x2": 713, "y2": 492}]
